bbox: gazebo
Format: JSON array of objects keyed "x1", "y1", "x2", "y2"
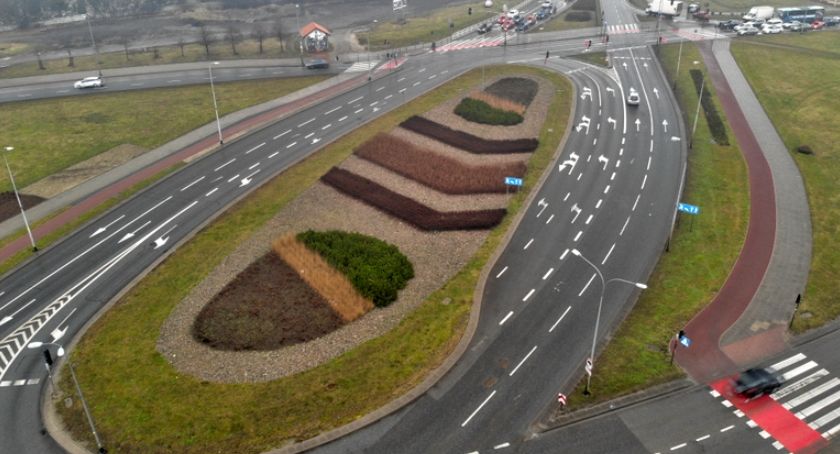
[{"x1": 298, "y1": 22, "x2": 331, "y2": 53}]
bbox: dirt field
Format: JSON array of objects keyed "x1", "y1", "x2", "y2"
[{"x1": 0, "y1": 192, "x2": 45, "y2": 224}]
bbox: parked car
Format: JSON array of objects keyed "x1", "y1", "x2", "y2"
[
  {"x1": 626, "y1": 88, "x2": 640, "y2": 106},
  {"x1": 737, "y1": 25, "x2": 760, "y2": 35},
  {"x1": 811, "y1": 20, "x2": 825, "y2": 30},
  {"x1": 305, "y1": 58, "x2": 329, "y2": 69},
  {"x1": 765, "y1": 17, "x2": 783, "y2": 26},
  {"x1": 687, "y1": 3, "x2": 700, "y2": 13},
  {"x1": 73, "y1": 76, "x2": 103, "y2": 89},
  {"x1": 733, "y1": 368, "x2": 783, "y2": 398},
  {"x1": 762, "y1": 23, "x2": 783, "y2": 34},
  {"x1": 506, "y1": 8, "x2": 520, "y2": 19},
  {"x1": 824, "y1": 16, "x2": 840, "y2": 26},
  {"x1": 717, "y1": 19, "x2": 740, "y2": 30},
  {"x1": 477, "y1": 22, "x2": 492, "y2": 34}
]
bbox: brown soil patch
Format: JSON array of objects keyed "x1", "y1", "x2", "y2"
[
  {"x1": 0, "y1": 192, "x2": 45, "y2": 224},
  {"x1": 192, "y1": 252, "x2": 344, "y2": 351},
  {"x1": 389, "y1": 128, "x2": 528, "y2": 166},
  {"x1": 401, "y1": 116, "x2": 538, "y2": 154},
  {"x1": 23, "y1": 144, "x2": 147, "y2": 199},
  {"x1": 273, "y1": 234, "x2": 373, "y2": 322}
]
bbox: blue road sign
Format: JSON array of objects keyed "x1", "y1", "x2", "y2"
[
  {"x1": 678, "y1": 202, "x2": 700, "y2": 215},
  {"x1": 679, "y1": 335, "x2": 692, "y2": 348},
  {"x1": 505, "y1": 177, "x2": 523, "y2": 186}
]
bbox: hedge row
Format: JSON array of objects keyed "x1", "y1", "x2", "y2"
[
  {"x1": 296, "y1": 230, "x2": 414, "y2": 308},
  {"x1": 401, "y1": 116, "x2": 538, "y2": 154},
  {"x1": 565, "y1": 11, "x2": 592, "y2": 21},
  {"x1": 690, "y1": 69, "x2": 730, "y2": 146},
  {"x1": 355, "y1": 133, "x2": 526, "y2": 194},
  {"x1": 454, "y1": 98, "x2": 524, "y2": 125},
  {"x1": 484, "y1": 77, "x2": 539, "y2": 106},
  {"x1": 573, "y1": 0, "x2": 598, "y2": 12},
  {"x1": 321, "y1": 168, "x2": 507, "y2": 231}
]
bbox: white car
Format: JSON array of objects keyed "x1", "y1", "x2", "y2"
[
  {"x1": 762, "y1": 24, "x2": 782, "y2": 34},
  {"x1": 506, "y1": 8, "x2": 520, "y2": 19},
  {"x1": 737, "y1": 25, "x2": 759, "y2": 35},
  {"x1": 73, "y1": 76, "x2": 103, "y2": 89},
  {"x1": 626, "y1": 88, "x2": 640, "y2": 106}
]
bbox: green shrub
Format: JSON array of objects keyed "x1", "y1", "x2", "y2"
[
  {"x1": 454, "y1": 97, "x2": 524, "y2": 125},
  {"x1": 690, "y1": 69, "x2": 730, "y2": 146},
  {"x1": 573, "y1": 0, "x2": 598, "y2": 11},
  {"x1": 297, "y1": 230, "x2": 414, "y2": 307},
  {"x1": 565, "y1": 11, "x2": 593, "y2": 21}
]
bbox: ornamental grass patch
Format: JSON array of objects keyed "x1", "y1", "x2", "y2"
[
  {"x1": 454, "y1": 98, "x2": 524, "y2": 126},
  {"x1": 400, "y1": 116, "x2": 538, "y2": 154},
  {"x1": 355, "y1": 133, "x2": 526, "y2": 194},
  {"x1": 484, "y1": 77, "x2": 539, "y2": 106}
]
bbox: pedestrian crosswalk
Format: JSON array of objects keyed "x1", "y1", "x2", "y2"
[
  {"x1": 344, "y1": 61, "x2": 379, "y2": 73},
  {"x1": 709, "y1": 352, "x2": 840, "y2": 452},
  {"x1": 606, "y1": 23, "x2": 640, "y2": 34},
  {"x1": 673, "y1": 27, "x2": 723, "y2": 42},
  {"x1": 434, "y1": 35, "x2": 508, "y2": 53}
]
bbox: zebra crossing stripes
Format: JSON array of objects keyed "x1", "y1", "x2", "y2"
[
  {"x1": 435, "y1": 36, "x2": 506, "y2": 53},
  {"x1": 606, "y1": 23, "x2": 639, "y2": 34},
  {"x1": 345, "y1": 61, "x2": 379, "y2": 73}
]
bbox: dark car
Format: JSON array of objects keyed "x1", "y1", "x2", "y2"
[
  {"x1": 733, "y1": 368, "x2": 783, "y2": 398},
  {"x1": 305, "y1": 58, "x2": 329, "y2": 69},
  {"x1": 477, "y1": 22, "x2": 492, "y2": 34},
  {"x1": 717, "y1": 19, "x2": 740, "y2": 31},
  {"x1": 825, "y1": 16, "x2": 840, "y2": 26}
]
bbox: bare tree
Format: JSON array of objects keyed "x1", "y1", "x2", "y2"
[
  {"x1": 225, "y1": 25, "x2": 242, "y2": 55},
  {"x1": 177, "y1": 36, "x2": 185, "y2": 57},
  {"x1": 66, "y1": 49, "x2": 74, "y2": 67},
  {"x1": 199, "y1": 25, "x2": 214, "y2": 57},
  {"x1": 253, "y1": 24, "x2": 266, "y2": 54},
  {"x1": 36, "y1": 51, "x2": 45, "y2": 70},
  {"x1": 274, "y1": 22, "x2": 285, "y2": 52},
  {"x1": 121, "y1": 37, "x2": 131, "y2": 61}
]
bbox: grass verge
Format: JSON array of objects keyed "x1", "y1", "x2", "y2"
[
  {"x1": 569, "y1": 42, "x2": 749, "y2": 405},
  {"x1": 364, "y1": 2, "x2": 488, "y2": 50},
  {"x1": 56, "y1": 65, "x2": 571, "y2": 453},
  {"x1": 730, "y1": 33, "x2": 840, "y2": 332},
  {"x1": 537, "y1": 10, "x2": 597, "y2": 32},
  {"x1": 570, "y1": 50, "x2": 609, "y2": 67}
]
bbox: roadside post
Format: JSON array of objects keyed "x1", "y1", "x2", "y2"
[
  {"x1": 671, "y1": 330, "x2": 691, "y2": 364},
  {"x1": 677, "y1": 202, "x2": 700, "y2": 232},
  {"x1": 504, "y1": 176, "x2": 523, "y2": 195}
]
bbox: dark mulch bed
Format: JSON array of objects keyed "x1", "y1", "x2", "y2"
[
  {"x1": 322, "y1": 168, "x2": 506, "y2": 231},
  {"x1": 400, "y1": 116, "x2": 538, "y2": 154},
  {"x1": 192, "y1": 252, "x2": 344, "y2": 351},
  {"x1": 0, "y1": 192, "x2": 46, "y2": 224},
  {"x1": 355, "y1": 133, "x2": 525, "y2": 194},
  {"x1": 484, "y1": 77, "x2": 540, "y2": 107}
]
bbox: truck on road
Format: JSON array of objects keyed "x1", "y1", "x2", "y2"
[
  {"x1": 743, "y1": 5, "x2": 774, "y2": 21},
  {"x1": 646, "y1": 0, "x2": 684, "y2": 17}
]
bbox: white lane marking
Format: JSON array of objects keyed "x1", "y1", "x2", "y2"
[
  {"x1": 130, "y1": 83, "x2": 144, "y2": 87},
  {"x1": 797, "y1": 389, "x2": 840, "y2": 419},
  {"x1": 747, "y1": 420, "x2": 758, "y2": 428},
  {"x1": 523, "y1": 289, "x2": 535, "y2": 302},
  {"x1": 622, "y1": 137, "x2": 625, "y2": 145},
  {"x1": 734, "y1": 409, "x2": 744, "y2": 417},
  {"x1": 376, "y1": 86, "x2": 385, "y2": 92},
  {"x1": 782, "y1": 361, "x2": 819, "y2": 381},
  {"x1": 348, "y1": 96, "x2": 363, "y2": 104},
  {"x1": 325, "y1": 106, "x2": 341, "y2": 115},
  {"x1": 543, "y1": 268, "x2": 554, "y2": 280},
  {"x1": 413, "y1": 81, "x2": 421, "y2": 87},
  {"x1": 205, "y1": 187, "x2": 219, "y2": 197},
  {"x1": 647, "y1": 155, "x2": 652, "y2": 170},
  {"x1": 286, "y1": 141, "x2": 297, "y2": 149},
  {"x1": 419, "y1": 67, "x2": 426, "y2": 73},
  {"x1": 771, "y1": 353, "x2": 807, "y2": 370},
  {"x1": 564, "y1": 192, "x2": 570, "y2": 202},
  {"x1": 620, "y1": 216, "x2": 631, "y2": 235},
  {"x1": 619, "y1": 147, "x2": 624, "y2": 156},
  {"x1": 524, "y1": 239, "x2": 534, "y2": 249},
  {"x1": 399, "y1": 88, "x2": 406, "y2": 93},
  {"x1": 579, "y1": 273, "x2": 596, "y2": 296},
  {"x1": 304, "y1": 132, "x2": 314, "y2": 139},
  {"x1": 245, "y1": 142, "x2": 265, "y2": 154},
  {"x1": 641, "y1": 174, "x2": 647, "y2": 190},
  {"x1": 385, "y1": 94, "x2": 393, "y2": 100},
  {"x1": 429, "y1": 74, "x2": 437, "y2": 80},
  {"x1": 696, "y1": 435, "x2": 710, "y2": 442},
  {"x1": 370, "y1": 101, "x2": 379, "y2": 107},
  {"x1": 248, "y1": 162, "x2": 260, "y2": 170},
  {"x1": 610, "y1": 172, "x2": 616, "y2": 181},
  {"x1": 509, "y1": 346, "x2": 538, "y2": 377},
  {"x1": 499, "y1": 311, "x2": 514, "y2": 325},
  {"x1": 494, "y1": 442, "x2": 511, "y2": 450},
  {"x1": 560, "y1": 248, "x2": 570, "y2": 260},
  {"x1": 604, "y1": 185, "x2": 610, "y2": 194},
  {"x1": 496, "y1": 266, "x2": 508, "y2": 278},
  {"x1": 574, "y1": 230, "x2": 582, "y2": 242},
  {"x1": 549, "y1": 306, "x2": 572, "y2": 333},
  {"x1": 596, "y1": 199, "x2": 603, "y2": 209},
  {"x1": 721, "y1": 400, "x2": 732, "y2": 407},
  {"x1": 339, "y1": 115, "x2": 348, "y2": 122},
  {"x1": 710, "y1": 390, "x2": 721, "y2": 398},
  {"x1": 461, "y1": 391, "x2": 496, "y2": 427},
  {"x1": 355, "y1": 108, "x2": 364, "y2": 114},
  {"x1": 0, "y1": 298, "x2": 37, "y2": 325},
  {"x1": 214, "y1": 158, "x2": 235, "y2": 172},
  {"x1": 546, "y1": 214, "x2": 555, "y2": 224},
  {"x1": 89, "y1": 214, "x2": 126, "y2": 238},
  {"x1": 298, "y1": 118, "x2": 315, "y2": 127},
  {"x1": 577, "y1": 173, "x2": 583, "y2": 181},
  {"x1": 268, "y1": 151, "x2": 279, "y2": 159},
  {"x1": 721, "y1": 425, "x2": 734, "y2": 432},
  {"x1": 0, "y1": 381, "x2": 9, "y2": 387},
  {"x1": 784, "y1": 377, "x2": 840, "y2": 409},
  {"x1": 397, "y1": 77, "x2": 406, "y2": 82},
  {"x1": 585, "y1": 214, "x2": 593, "y2": 225},
  {"x1": 167, "y1": 79, "x2": 181, "y2": 83},
  {"x1": 759, "y1": 431, "x2": 770, "y2": 439},
  {"x1": 602, "y1": 243, "x2": 616, "y2": 264},
  {"x1": 670, "y1": 443, "x2": 686, "y2": 451},
  {"x1": 777, "y1": 369, "x2": 829, "y2": 400},
  {"x1": 273, "y1": 129, "x2": 291, "y2": 140},
  {"x1": 227, "y1": 174, "x2": 240, "y2": 183},
  {"x1": 13, "y1": 379, "x2": 25, "y2": 386},
  {"x1": 616, "y1": 160, "x2": 621, "y2": 168},
  {"x1": 633, "y1": 194, "x2": 641, "y2": 211},
  {"x1": 180, "y1": 176, "x2": 205, "y2": 192}
]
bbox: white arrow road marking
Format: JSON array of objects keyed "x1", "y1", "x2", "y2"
[
  {"x1": 153, "y1": 224, "x2": 178, "y2": 250},
  {"x1": 607, "y1": 117, "x2": 616, "y2": 129},
  {"x1": 622, "y1": 62, "x2": 628, "y2": 70},
  {"x1": 635, "y1": 118, "x2": 641, "y2": 132},
  {"x1": 49, "y1": 307, "x2": 76, "y2": 342},
  {"x1": 653, "y1": 87, "x2": 660, "y2": 99},
  {"x1": 0, "y1": 298, "x2": 36, "y2": 326},
  {"x1": 570, "y1": 203, "x2": 582, "y2": 223},
  {"x1": 581, "y1": 87, "x2": 592, "y2": 100},
  {"x1": 89, "y1": 215, "x2": 126, "y2": 238},
  {"x1": 537, "y1": 198, "x2": 548, "y2": 217},
  {"x1": 598, "y1": 155, "x2": 609, "y2": 170},
  {"x1": 312, "y1": 137, "x2": 322, "y2": 144},
  {"x1": 662, "y1": 119, "x2": 669, "y2": 133},
  {"x1": 118, "y1": 220, "x2": 151, "y2": 244},
  {"x1": 240, "y1": 169, "x2": 260, "y2": 187},
  {"x1": 606, "y1": 87, "x2": 615, "y2": 96},
  {"x1": 558, "y1": 152, "x2": 580, "y2": 174}
]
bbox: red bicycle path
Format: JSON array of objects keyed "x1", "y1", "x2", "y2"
[
  {"x1": 675, "y1": 42, "x2": 826, "y2": 454},
  {"x1": 0, "y1": 72, "x2": 370, "y2": 264}
]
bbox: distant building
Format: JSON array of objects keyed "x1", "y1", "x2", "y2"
[{"x1": 298, "y1": 22, "x2": 331, "y2": 53}]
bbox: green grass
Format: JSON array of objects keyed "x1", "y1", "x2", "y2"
[
  {"x1": 570, "y1": 51, "x2": 609, "y2": 67},
  {"x1": 570, "y1": 43, "x2": 749, "y2": 405},
  {"x1": 57, "y1": 65, "x2": 571, "y2": 453},
  {"x1": 0, "y1": 42, "x2": 30, "y2": 58},
  {"x1": 362, "y1": 2, "x2": 488, "y2": 50},
  {"x1": 537, "y1": 10, "x2": 597, "y2": 32},
  {"x1": 454, "y1": 97, "x2": 523, "y2": 125},
  {"x1": 0, "y1": 76, "x2": 327, "y2": 192},
  {"x1": 730, "y1": 33, "x2": 840, "y2": 332},
  {"x1": 0, "y1": 38, "x2": 303, "y2": 79}
]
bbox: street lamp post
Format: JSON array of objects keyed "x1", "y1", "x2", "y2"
[
  {"x1": 28, "y1": 342, "x2": 106, "y2": 454},
  {"x1": 366, "y1": 19, "x2": 378, "y2": 82},
  {"x1": 295, "y1": 4, "x2": 304, "y2": 67},
  {"x1": 3, "y1": 146, "x2": 37, "y2": 251},
  {"x1": 674, "y1": 39, "x2": 684, "y2": 88},
  {"x1": 85, "y1": 14, "x2": 102, "y2": 78},
  {"x1": 571, "y1": 249, "x2": 647, "y2": 396},
  {"x1": 208, "y1": 61, "x2": 223, "y2": 145},
  {"x1": 690, "y1": 70, "x2": 705, "y2": 150}
]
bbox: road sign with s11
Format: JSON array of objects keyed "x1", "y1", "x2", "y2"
[
  {"x1": 678, "y1": 202, "x2": 700, "y2": 215},
  {"x1": 505, "y1": 177, "x2": 523, "y2": 186}
]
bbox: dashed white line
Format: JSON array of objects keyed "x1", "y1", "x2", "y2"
[
  {"x1": 322, "y1": 123, "x2": 332, "y2": 130},
  {"x1": 695, "y1": 434, "x2": 710, "y2": 442},
  {"x1": 462, "y1": 391, "x2": 496, "y2": 427},
  {"x1": 429, "y1": 74, "x2": 437, "y2": 80},
  {"x1": 543, "y1": 268, "x2": 554, "y2": 280},
  {"x1": 546, "y1": 214, "x2": 555, "y2": 224},
  {"x1": 560, "y1": 248, "x2": 570, "y2": 260},
  {"x1": 245, "y1": 142, "x2": 265, "y2": 154},
  {"x1": 419, "y1": 67, "x2": 427, "y2": 73},
  {"x1": 759, "y1": 430, "x2": 770, "y2": 439},
  {"x1": 248, "y1": 162, "x2": 260, "y2": 170},
  {"x1": 499, "y1": 311, "x2": 514, "y2": 325},
  {"x1": 354, "y1": 108, "x2": 364, "y2": 114},
  {"x1": 610, "y1": 172, "x2": 616, "y2": 181},
  {"x1": 579, "y1": 273, "x2": 596, "y2": 296},
  {"x1": 494, "y1": 442, "x2": 511, "y2": 450},
  {"x1": 370, "y1": 101, "x2": 379, "y2": 107},
  {"x1": 509, "y1": 346, "x2": 537, "y2": 377},
  {"x1": 205, "y1": 187, "x2": 219, "y2": 197},
  {"x1": 647, "y1": 155, "x2": 652, "y2": 170},
  {"x1": 604, "y1": 185, "x2": 611, "y2": 194},
  {"x1": 376, "y1": 86, "x2": 385, "y2": 92},
  {"x1": 180, "y1": 176, "x2": 205, "y2": 192},
  {"x1": 304, "y1": 132, "x2": 315, "y2": 139},
  {"x1": 286, "y1": 141, "x2": 297, "y2": 149},
  {"x1": 720, "y1": 425, "x2": 734, "y2": 432},
  {"x1": 620, "y1": 216, "x2": 631, "y2": 235},
  {"x1": 413, "y1": 81, "x2": 421, "y2": 87},
  {"x1": 602, "y1": 243, "x2": 615, "y2": 264},
  {"x1": 523, "y1": 289, "x2": 535, "y2": 302},
  {"x1": 670, "y1": 443, "x2": 687, "y2": 451},
  {"x1": 641, "y1": 174, "x2": 647, "y2": 190},
  {"x1": 298, "y1": 118, "x2": 315, "y2": 127},
  {"x1": 585, "y1": 214, "x2": 594, "y2": 225},
  {"x1": 348, "y1": 96, "x2": 363, "y2": 104},
  {"x1": 632, "y1": 194, "x2": 641, "y2": 211},
  {"x1": 574, "y1": 230, "x2": 582, "y2": 241},
  {"x1": 549, "y1": 306, "x2": 572, "y2": 333},
  {"x1": 721, "y1": 400, "x2": 733, "y2": 408},
  {"x1": 325, "y1": 106, "x2": 341, "y2": 115},
  {"x1": 524, "y1": 239, "x2": 534, "y2": 249},
  {"x1": 397, "y1": 77, "x2": 406, "y2": 82},
  {"x1": 227, "y1": 174, "x2": 240, "y2": 183},
  {"x1": 215, "y1": 158, "x2": 235, "y2": 172},
  {"x1": 564, "y1": 192, "x2": 570, "y2": 201},
  {"x1": 616, "y1": 159, "x2": 621, "y2": 168},
  {"x1": 338, "y1": 115, "x2": 348, "y2": 122},
  {"x1": 167, "y1": 79, "x2": 181, "y2": 83},
  {"x1": 596, "y1": 199, "x2": 603, "y2": 208},
  {"x1": 399, "y1": 88, "x2": 406, "y2": 93},
  {"x1": 268, "y1": 151, "x2": 279, "y2": 159},
  {"x1": 385, "y1": 94, "x2": 393, "y2": 100},
  {"x1": 496, "y1": 266, "x2": 508, "y2": 278},
  {"x1": 273, "y1": 129, "x2": 291, "y2": 140}
]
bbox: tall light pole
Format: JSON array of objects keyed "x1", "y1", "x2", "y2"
[
  {"x1": 85, "y1": 14, "x2": 102, "y2": 78},
  {"x1": 690, "y1": 64, "x2": 705, "y2": 150},
  {"x1": 571, "y1": 249, "x2": 647, "y2": 396},
  {"x1": 366, "y1": 19, "x2": 378, "y2": 82},
  {"x1": 208, "y1": 61, "x2": 223, "y2": 145},
  {"x1": 28, "y1": 341, "x2": 106, "y2": 454},
  {"x1": 295, "y1": 4, "x2": 304, "y2": 67},
  {"x1": 674, "y1": 39, "x2": 684, "y2": 88},
  {"x1": 3, "y1": 146, "x2": 37, "y2": 251}
]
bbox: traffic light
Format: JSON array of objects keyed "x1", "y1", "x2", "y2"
[
  {"x1": 468, "y1": 7, "x2": 472, "y2": 15},
  {"x1": 43, "y1": 350, "x2": 53, "y2": 367}
]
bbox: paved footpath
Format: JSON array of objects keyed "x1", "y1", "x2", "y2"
[{"x1": 676, "y1": 39, "x2": 812, "y2": 382}]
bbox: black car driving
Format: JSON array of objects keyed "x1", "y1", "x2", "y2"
[{"x1": 733, "y1": 368, "x2": 783, "y2": 398}]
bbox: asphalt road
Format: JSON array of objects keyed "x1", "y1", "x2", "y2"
[{"x1": 0, "y1": 19, "x2": 699, "y2": 454}]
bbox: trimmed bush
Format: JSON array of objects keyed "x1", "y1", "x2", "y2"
[
  {"x1": 355, "y1": 133, "x2": 526, "y2": 194},
  {"x1": 321, "y1": 167, "x2": 507, "y2": 231},
  {"x1": 401, "y1": 116, "x2": 538, "y2": 154},
  {"x1": 573, "y1": 0, "x2": 598, "y2": 11},
  {"x1": 564, "y1": 11, "x2": 592, "y2": 21},
  {"x1": 455, "y1": 97, "x2": 524, "y2": 125},
  {"x1": 484, "y1": 77, "x2": 539, "y2": 106},
  {"x1": 296, "y1": 230, "x2": 414, "y2": 308},
  {"x1": 690, "y1": 69, "x2": 730, "y2": 146}
]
